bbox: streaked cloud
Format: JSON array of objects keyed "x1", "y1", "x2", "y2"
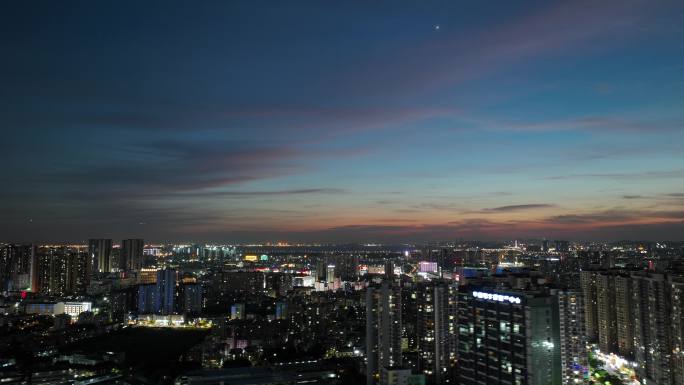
[{"x1": 480, "y1": 204, "x2": 555, "y2": 213}]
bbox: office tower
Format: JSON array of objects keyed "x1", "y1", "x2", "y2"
[
  {"x1": 326, "y1": 265, "x2": 336, "y2": 285},
  {"x1": 579, "y1": 270, "x2": 598, "y2": 342},
  {"x1": 231, "y1": 303, "x2": 245, "y2": 320},
  {"x1": 596, "y1": 272, "x2": 617, "y2": 354},
  {"x1": 155, "y1": 268, "x2": 176, "y2": 315},
  {"x1": 670, "y1": 274, "x2": 684, "y2": 385},
  {"x1": 614, "y1": 274, "x2": 634, "y2": 358},
  {"x1": 88, "y1": 239, "x2": 112, "y2": 273},
  {"x1": 632, "y1": 272, "x2": 673, "y2": 385},
  {"x1": 137, "y1": 283, "x2": 156, "y2": 314},
  {"x1": 416, "y1": 280, "x2": 458, "y2": 384},
  {"x1": 182, "y1": 283, "x2": 202, "y2": 315},
  {"x1": 120, "y1": 239, "x2": 144, "y2": 271},
  {"x1": 366, "y1": 281, "x2": 402, "y2": 385},
  {"x1": 542, "y1": 240, "x2": 549, "y2": 253},
  {"x1": 457, "y1": 288, "x2": 562, "y2": 385},
  {"x1": 557, "y1": 290, "x2": 588, "y2": 385}
]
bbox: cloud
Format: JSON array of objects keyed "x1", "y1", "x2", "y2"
[
  {"x1": 59, "y1": 140, "x2": 304, "y2": 196},
  {"x1": 488, "y1": 116, "x2": 683, "y2": 134},
  {"x1": 481, "y1": 204, "x2": 555, "y2": 212},
  {"x1": 542, "y1": 169, "x2": 684, "y2": 181},
  {"x1": 622, "y1": 195, "x2": 645, "y2": 199},
  {"x1": 175, "y1": 188, "x2": 347, "y2": 198}
]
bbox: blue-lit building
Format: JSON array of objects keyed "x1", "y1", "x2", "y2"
[
  {"x1": 156, "y1": 269, "x2": 177, "y2": 315},
  {"x1": 137, "y1": 283, "x2": 156, "y2": 314},
  {"x1": 275, "y1": 301, "x2": 288, "y2": 320}
]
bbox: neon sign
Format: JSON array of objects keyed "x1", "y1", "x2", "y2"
[{"x1": 472, "y1": 291, "x2": 521, "y2": 304}]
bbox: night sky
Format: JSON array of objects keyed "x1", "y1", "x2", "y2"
[{"x1": 2, "y1": 1, "x2": 684, "y2": 243}]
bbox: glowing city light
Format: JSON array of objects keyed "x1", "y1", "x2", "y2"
[{"x1": 472, "y1": 291, "x2": 522, "y2": 304}]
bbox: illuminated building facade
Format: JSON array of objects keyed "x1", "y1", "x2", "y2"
[
  {"x1": 0, "y1": 244, "x2": 34, "y2": 291},
  {"x1": 556, "y1": 290, "x2": 588, "y2": 385},
  {"x1": 32, "y1": 246, "x2": 90, "y2": 295},
  {"x1": 579, "y1": 270, "x2": 598, "y2": 342},
  {"x1": 596, "y1": 272, "x2": 618, "y2": 354},
  {"x1": 415, "y1": 280, "x2": 458, "y2": 384},
  {"x1": 155, "y1": 268, "x2": 177, "y2": 315},
  {"x1": 326, "y1": 265, "x2": 336, "y2": 285},
  {"x1": 632, "y1": 272, "x2": 673, "y2": 385},
  {"x1": 457, "y1": 288, "x2": 562, "y2": 385},
  {"x1": 366, "y1": 281, "x2": 402, "y2": 385},
  {"x1": 670, "y1": 275, "x2": 684, "y2": 385}
]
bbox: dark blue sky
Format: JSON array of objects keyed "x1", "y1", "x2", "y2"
[{"x1": 2, "y1": 0, "x2": 684, "y2": 243}]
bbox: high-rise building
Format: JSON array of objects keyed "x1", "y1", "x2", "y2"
[
  {"x1": 155, "y1": 268, "x2": 176, "y2": 315},
  {"x1": 66, "y1": 249, "x2": 91, "y2": 294},
  {"x1": 366, "y1": 281, "x2": 402, "y2": 385},
  {"x1": 88, "y1": 239, "x2": 112, "y2": 273},
  {"x1": 596, "y1": 272, "x2": 617, "y2": 354},
  {"x1": 182, "y1": 282, "x2": 202, "y2": 315},
  {"x1": 275, "y1": 301, "x2": 288, "y2": 320},
  {"x1": 554, "y1": 240, "x2": 570, "y2": 253},
  {"x1": 32, "y1": 246, "x2": 89, "y2": 296},
  {"x1": 385, "y1": 260, "x2": 395, "y2": 280},
  {"x1": 580, "y1": 270, "x2": 598, "y2": 342},
  {"x1": 264, "y1": 272, "x2": 293, "y2": 297},
  {"x1": 326, "y1": 265, "x2": 336, "y2": 285},
  {"x1": 120, "y1": 239, "x2": 144, "y2": 272},
  {"x1": 669, "y1": 274, "x2": 684, "y2": 385},
  {"x1": 137, "y1": 283, "x2": 156, "y2": 314},
  {"x1": 231, "y1": 303, "x2": 245, "y2": 320},
  {"x1": 0, "y1": 244, "x2": 34, "y2": 291},
  {"x1": 457, "y1": 288, "x2": 562, "y2": 385},
  {"x1": 582, "y1": 270, "x2": 635, "y2": 358},
  {"x1": 316, "y1": 260, "x2": 327, "y2": 282},
  {"x1": 632, "y1": 272, "x2": 673, "y2": 385},
  {"x1": 557, "y1": 290, "x2": 588, "y2": 385},
  {"x1": 415, "y1": 280, "x2": 458, "y2": 384},
  {"x1": 614, "y1": 274, "x2": 634, "y2": 358}
]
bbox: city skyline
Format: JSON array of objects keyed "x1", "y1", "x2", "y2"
[{"x1": 3, "y1": 0, "x2": 684, "y2": 242}]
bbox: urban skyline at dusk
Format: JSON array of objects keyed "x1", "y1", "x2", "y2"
[
  {"x1": 3, "y1": 2, "x2": 684, "y2": 385},
  {"x1": 3, "y1": 1, "x2": 684, "y2": 243}
]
